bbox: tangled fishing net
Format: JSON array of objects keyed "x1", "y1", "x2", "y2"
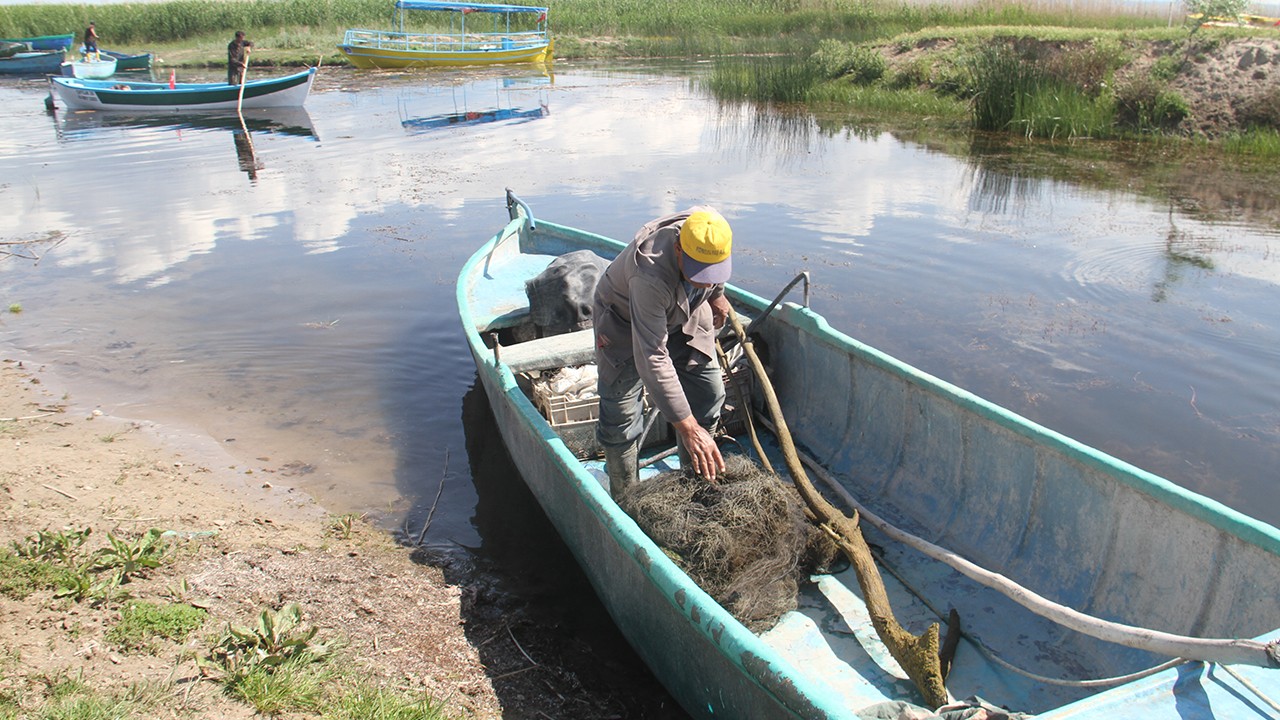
[{"x1": 619, "y1": 454, "x2": 840, "y2": 632}]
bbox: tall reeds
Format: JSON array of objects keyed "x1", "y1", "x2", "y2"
[
  {"x1": 0, "y1": 0, "x2": 388, "y2": 45},
  {"x1": 968, "y1": 42, "x2": 1118, "y2": 138}
]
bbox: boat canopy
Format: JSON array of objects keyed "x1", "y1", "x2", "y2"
[{"x1": 394, "y1": 1, "x2": 548, "y2": 13}]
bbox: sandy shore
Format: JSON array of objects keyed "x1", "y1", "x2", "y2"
[{"x1": 0, "y1": 355, "x2": 510, "y2": 717}]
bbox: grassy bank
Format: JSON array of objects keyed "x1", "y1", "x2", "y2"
[{"x1": 705, "y1": 25, "x2": 1280, "y2": 151}]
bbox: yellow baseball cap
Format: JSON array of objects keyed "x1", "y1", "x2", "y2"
[{"x1": 679, "y1": 210, "x2": 732, "y2": 284}]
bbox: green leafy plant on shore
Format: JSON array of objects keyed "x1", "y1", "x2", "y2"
[
  {"x1": 3, "y1": 526, "x2": 171, "y2": 605},
  {"x1": 200, "y1": 603, "x2": 333, "y2": 682},
  {"x1": 199, "y1": 603, "x2": 338, "y2": 714}
]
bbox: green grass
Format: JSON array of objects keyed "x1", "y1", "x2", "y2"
[
  {"x1": 0, "y1": 553, "x2": 77, "y2": 600},
  {"x1": 10, "y1": 673, "x2": 170, "y2": 720},
  {"x1": 810, "y1": 83, "x2": 969, "y2": 125},
  {"x1": 224, "y1": 654, "x2": 330, "y2": 715},
  {"x1": 105, "y1": 601, "x2": 208, "y2": 653},
  {"x1": 1220, "y1": 128, "x2": 1280, "y2": 159},
  {"x1": 325, "y1": 681, "x2": 453, "y2": 720}
]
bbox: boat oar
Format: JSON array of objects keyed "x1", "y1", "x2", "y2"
[{"x1": 724, "y1": 304, "x2": 950, "y2": 709}]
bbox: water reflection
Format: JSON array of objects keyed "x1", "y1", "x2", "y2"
[
  {"x1": 399, "y1": 72, "x2": 550, "y2": 133},
  {"x1": 51, "y1": 106, "x2": 319, "y2": 141},
  {"x1": 51, "y1": 106, "x2": 318, "y2": 183},
  {"x1": 231, "y1": 128, "x2": 263, "y2": 181}
]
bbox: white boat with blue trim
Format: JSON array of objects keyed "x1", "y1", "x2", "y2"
[{"x1": 48, "y1": 67, "x2": 317, "y2": 112}]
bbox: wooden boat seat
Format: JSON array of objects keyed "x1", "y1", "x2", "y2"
[{"x1": 497, "y1": 328, "x2": 595, "y2": 373}]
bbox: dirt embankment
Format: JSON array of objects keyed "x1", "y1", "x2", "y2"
[{"x1": 883, "y1": 35, "x2": 1280, "y2": 137}]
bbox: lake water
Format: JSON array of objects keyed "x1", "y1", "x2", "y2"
[{"x1": 3, "y1": 60, "x2": 1280, "y2": 711}]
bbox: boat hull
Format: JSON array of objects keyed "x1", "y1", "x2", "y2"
[
  {"x1": 0, "y1": 50, "x2": 65, "y2": 75},
  {"x1": 48, "y1": 67, "x2": 317, "y2": 112},
  {"x1": 339, "y1": 39, "x2": 552, "y2": 68},
  {"x1": 101, "y1": 49, "x2": 153, "y2": 71},
  {"x1": 1, "y1": 33, "x2": 74, "y2": 51},
  {"x1": 459, "y1": 195, "x2": 1280, "y2": 720}
]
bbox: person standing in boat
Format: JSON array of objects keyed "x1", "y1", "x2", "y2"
[
  {"x1": 83, "y1": 22, "x2": 98, "y2": 56},
  {"x1": 592, "y1": 208, "x2": 734, "y2": 498},
  {"x1": 227, "y1": 31, "x2": 253, "y2": 86}
]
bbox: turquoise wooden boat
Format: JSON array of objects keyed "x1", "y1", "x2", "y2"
[
  {"x1": 100, "y1": 49, "x2": 153, "y2": 71},
  {"x1": 458, "y1": 190, "x2": 1280, "y2": 720},
  {"x1": 0, "y1": 50, "x2": 65, "y2": 75},
  {"x1": 48, "y1": 67, "x2": 317, "y2": 112},
  {"x1": 1, "y1": 33, "x2": 74, "y2": 51}
]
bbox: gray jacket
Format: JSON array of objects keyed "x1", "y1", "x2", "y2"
[{"x1": 592, "y1": 208, "x2": 725, "y2": 423}]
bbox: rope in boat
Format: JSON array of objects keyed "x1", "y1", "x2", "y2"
[
  {"x1": 858, "y1": 520, "x2": 1192, "y2": 689},
  {"x1": 1220, "y1": 665, "x2": 1280, "y2": 715},
  {"x1": 747, "y1": 413, "x2": 1280, "y2": 671}
]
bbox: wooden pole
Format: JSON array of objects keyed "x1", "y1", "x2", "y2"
[
  {"x1": 725, "y1": 305, "x2": 949, "y2": 709},
  {"x1": 236, "y1": 46, "x2": 250, "y2": 115}
]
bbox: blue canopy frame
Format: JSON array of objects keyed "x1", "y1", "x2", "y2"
[
  {"x1": 392, "y1": 0, "x2": 549, "y2": 36},
  {"x1": 394, "y1": 1, "x2": 548, "y2": 13}
]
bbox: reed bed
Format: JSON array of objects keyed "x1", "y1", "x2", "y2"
[
  {"x1": 2, "y1": 0, "x2": 1180, "y2": 52},
  {"x1": 0, "y1": 0, "x2": 389, "y2": 45}
]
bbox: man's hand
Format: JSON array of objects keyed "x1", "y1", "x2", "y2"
[
  {"x1": 674, "y1": 416, "x2": 724, "y2": 483},
  {"x1": 710, "y1": 294, "x2": 730, "y2": 329}
]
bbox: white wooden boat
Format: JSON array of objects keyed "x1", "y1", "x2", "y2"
[
  {"x1": 48, "y1": 67, "x2": 317, "y2": 112},
  {"x1": 457, "y1": 190, "x2": 1280, "y2": 720},
  {"x1": 60, "y1": 52, "x2": 117, "y2": 79}
]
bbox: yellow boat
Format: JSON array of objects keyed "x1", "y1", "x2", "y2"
[
  {"x1": 1188, "y1": 11, "x2": 1280, "y2": 27},
  {"x1": 339, "y1": 0, "x2": 552, "y2": 69}
]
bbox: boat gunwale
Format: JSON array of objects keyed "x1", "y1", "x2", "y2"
[
  {"x1": 52, "y1": 66, "x2": 315, "y2": 94},
  {"x1": 769, "y1": 305, "x2": 1280, "y2": 558}
]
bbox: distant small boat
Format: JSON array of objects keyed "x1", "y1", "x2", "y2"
[
  {"x1": 0, "y1": 33, "x2": 74, "y2": 51},
  {"x1": 48, "y1": 67, "x2": 317, "y2": 112},
  {"x1": 100, "y1": 49, "x2": 153, "y2": 71},
  {"x1": 61, "y1": 52, "x2": 117, "y2": 79},
  {"x1": 339, "y1": 0, "x2": 552, "y2": 68},
  {"x1": 0, "y1": 50, "x2": 65, "y2": 75}
]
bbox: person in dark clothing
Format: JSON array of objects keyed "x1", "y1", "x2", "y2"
[
  {"x1": 227, "y1": 31, "x2": 253, "y2": 86},
  {"x1": 84, "y1": 22, "x2": 98, "y2": 54}
]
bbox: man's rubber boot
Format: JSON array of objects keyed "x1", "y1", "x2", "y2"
[{"x1": 604, "y1": 441, "x2": 639, "y2": 503}]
